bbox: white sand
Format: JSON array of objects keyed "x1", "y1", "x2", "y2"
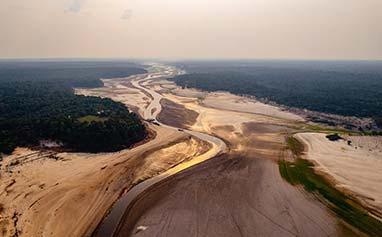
[
  {"x1": 0, "y1": 126, "x2": 208, "y2": 237},
  {"x1": 157, "y1": 80, "x2": 303, "y2": 122},
  {"x1": 202, "y1": 92, "x2": 304, "y2": 121},
  {"x1": 296, "y1": 133, "x2": 382, "y2": 214},
  {"x1": 163, "y1": 93, "x2": 290, "y2": 135}
]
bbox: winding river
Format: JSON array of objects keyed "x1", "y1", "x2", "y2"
[{"x1": 93, "y1": 64, "x2": 227, "y2": 237}]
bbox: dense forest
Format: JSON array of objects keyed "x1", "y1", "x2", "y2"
[
  {"x1": 0, "y1": 61, "x2": 147, "y2": 154},
  {"x1": 171, "y1": 61, "x2": 382, "y2": 127}
]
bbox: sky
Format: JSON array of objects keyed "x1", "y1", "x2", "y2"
[{"x1": 0, "y1": 0, "x2": 381, "y2": 60}]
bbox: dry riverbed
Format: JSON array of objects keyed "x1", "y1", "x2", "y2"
[
  {"x1": 0, "y1": 70, "x2": 210, "y2": 237},
  {"x1": 118, "y1": 71, "x2": 381, "y2": 237},
  {"x1": 0, "y1": 125, "x2": 210, "y2": 237},
  {"x1": 1, "y1": 64, "x2": 381, "y2": 237},
  {"x1": 113, "y1": 71, "x2": 381, "y2": 236}
]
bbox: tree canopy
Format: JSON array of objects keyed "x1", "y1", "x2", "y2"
[{"x1": 0, "y1": 61, "x2": 148, "y2": 154}]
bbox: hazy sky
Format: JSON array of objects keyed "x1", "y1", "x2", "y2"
[{"x1": 0, "y1": 0, "x2": 381, "y2": 59}]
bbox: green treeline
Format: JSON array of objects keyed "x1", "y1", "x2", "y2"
[
  {"x1": 0, "y1": 61, "x2": 147, "y2": 154},
  {"x1": 171, "y1": 61, "x2": 382, "y2": 128}
]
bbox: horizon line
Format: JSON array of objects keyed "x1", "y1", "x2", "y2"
[{"x1": 1, "y1": 57, "x2": 382, "y2": 62}]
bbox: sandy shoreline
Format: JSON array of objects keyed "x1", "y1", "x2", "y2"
[
  {"x1": 0, "y1": 124, "x2": 212, "y2": 237},
  {"x1": 111, "y1": 65, "x2": 367, "y2": 236},
  {"x1": 114, "y1": 65, "x2": 381, "y2": 236},
  {"x1": 115, "y1": 99, "x2": 356, "y2": 237},
  {"x1": 0, "y1": 68, "x2": 212, "y2": 237},
  {"x1": 295, "y1": 133, "x2": 382, "y2": 218},
  {"x1": 1, "y1": 64, "x2": 380, "y2": 237}
]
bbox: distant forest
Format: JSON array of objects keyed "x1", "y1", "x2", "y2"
[
  {"x1": 171, "y1": 61, "x2": 382, "y2": 128},
  {"x1": 0, "y1": 61, "x2": 147, "y2": 154}
]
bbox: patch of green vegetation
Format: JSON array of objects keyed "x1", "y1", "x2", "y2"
[
  {"x1": 78, "y1": 115, "x2": 109, "y2": 123},
  {"x1": 301, "y1": 123, "x2": 359, "y2": 135},
  {"x1": 280, "y1": 137, "x2": 382, "y2": 236},
  {"x1": 286, "y1": 136, "x2": 304, "y2": 156},
  {"x1": 361, "y1": 131, "x2": 382, "y2": 136},
  {"x1": 297, "y1": 123, "x2": 382, "y2": 137}
]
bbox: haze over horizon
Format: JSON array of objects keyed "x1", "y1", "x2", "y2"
[
  {"x1": 1, "y1": 2, "x2": 382, "y2": 236},
  {"x1": 1, "y1": 0, "x2": 381, "y2": 60}
]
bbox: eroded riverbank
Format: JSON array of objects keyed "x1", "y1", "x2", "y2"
[
  {"x1": 2, "y1": 63, "x2": 380, "y2": 237},
  {"x1": 104, "y1": 64, "x2": 377, "y2": 236}
]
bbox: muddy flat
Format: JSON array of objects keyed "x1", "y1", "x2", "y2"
[
  {"x1": 0, "y1": 68, "x2": 213, "y2": 237},
  {"x1": 107, "y1": 64, "x2": 380, "y2": 237},
  {"x1": 157, "y1": 99, "x2": 199, "y2": 129},
  {"x1": 116, "y1": 124, "x2": 357, "y2": 237},
  {"x1": 2, "y1": 64, "x2": 380, "y2": 237},
  {"x1": 0, "y1": 125, "x2": 211, "y2": 237},
  {"x1": 108, "y1": 64, "x2": 382, "y2": 237}
]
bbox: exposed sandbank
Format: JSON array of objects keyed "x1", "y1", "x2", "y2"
[{"x1": 296, "y1": 133, "x2": 382, "y2": 217}]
